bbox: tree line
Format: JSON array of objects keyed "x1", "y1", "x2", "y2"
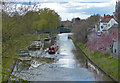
[
  {"x1": 2, "y1": 8, "x2": 60, "y2": 43},
  {"x1": 2, "y1": 7, "x2": 60, "y2": 81},
  {"x1": 71, "y1": 14, "x2": 101, "y2": 43}
]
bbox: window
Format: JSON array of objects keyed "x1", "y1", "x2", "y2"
[
  {"x1": 115, "y1": 49, "x2": 116, "y2": 53},
  {"x1": 52, "y1": 48, "x2": 54, "y2": 50},
  {"x1": 103, "y1": 24, "x2": 107, "y2": 25},
  {"x1": 101, "y1": 26, "x2": 103, "y2": 29}
]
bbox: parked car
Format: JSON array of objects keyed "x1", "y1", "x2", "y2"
[{"x1": 97, "y1": 31, "x2": 102, "y2": 36}]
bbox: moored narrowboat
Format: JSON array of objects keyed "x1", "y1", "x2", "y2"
[{"x1": 48, "y1": 44, "x2": 58, "y2": 54}]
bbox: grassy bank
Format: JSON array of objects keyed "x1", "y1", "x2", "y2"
[
  {"x1": 2, "y1": 33, "x2": 48, "y2": 81},
  {"x1": 0, "y1": 42, "x2": 2, "y2": 83},
  {"x1": 78, "y1": 43, "x2": 119, "y2": 81}
]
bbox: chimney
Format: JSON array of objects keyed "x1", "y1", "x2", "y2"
[{"x1": 104, "y1": 14, "x2": 105, "y2": 17}]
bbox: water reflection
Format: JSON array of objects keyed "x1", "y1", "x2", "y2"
[
  {"x1": 56, "y1": 33, "x2": 88, "y2": 68},
  {"x1": 55, "y1": 33, "x2": 77, "y2": 68}
]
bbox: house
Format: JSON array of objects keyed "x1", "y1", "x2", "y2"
[
  {"x1": 108, "y1": 24, "x2": 120, "y2": 55},
  {"x1": 98, "y1": 14, "x2": 118, "y2": 32},
  {"x1": 113, "y1": 33, "x2": 120, "y2": 55},
  {"x1": 113, "y1": 39, "x2": 120, "y2": 55},
  {"x1": 108, "y1": 24, "x2": 118, "y2": 33},
  {"x1": 61, "y1": 20, "x2": 72, "y2": 27},
  {"x1": 107, "y1": 18, "x2": 118, "y2": 30}
]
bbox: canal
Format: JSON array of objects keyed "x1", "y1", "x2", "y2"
[{"x1": 11, "y1": 33, "x2": 109, "y2": 81}]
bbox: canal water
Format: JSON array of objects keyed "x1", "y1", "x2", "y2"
[{"x1": 11, "y1": 33, "x2": 109, "y2": 81}]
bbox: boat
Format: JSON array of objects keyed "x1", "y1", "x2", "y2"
[
  {"x1": 17, "y1": 49, "x2": 30, "y2": 56},
  {"x1": 28, "y1": 41, "x2": 42, "y2": 50},
  {"x1": 48, "y1": 44, "x2": 58, "y2": 54},
  {"x1": 31, "y1": 60, "x2": 40, "y2": 68}
]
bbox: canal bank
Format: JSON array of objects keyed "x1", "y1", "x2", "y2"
[
  {"x1": 70, "y1": 35, "x2": 119, "y2": 82},
  {"x1": 10, "y1": 33, "x2": 111, "y2": 81},
  {"x1": 2, "y1": 33, "x2": 53, "y2": 81}
]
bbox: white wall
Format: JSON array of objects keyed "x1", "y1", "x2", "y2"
[
  {"x1": 113, "y1": 40, "x2": 119, "y2": 55},
  {"x1": 99, "y1": 18, "x2": 118, "y2": 32},
  {"x1": 99, "y1": 22, "x2": 107, "y2": 32},
  {"x1": 107, "y1": 18, "x2": 118, "y2": 30}
]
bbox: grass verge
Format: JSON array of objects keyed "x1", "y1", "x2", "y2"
[
  {"x1": 78, "y1": 43, "x2": 119, "y2": 81},
  {"x1": 0, "y1": 42, "x2": 2, "y2": 83}
]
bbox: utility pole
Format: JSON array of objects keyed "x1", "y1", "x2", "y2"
[
  {"x1": 94, "y1": 13, "x2": 95, "y2": 28},
  {"x1": 117, "y1": 0, "x2": 120, "y2": 60}
]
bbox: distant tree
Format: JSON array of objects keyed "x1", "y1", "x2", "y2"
[
  {"x1": 86, "y1": 14, "x2": 101, "y2": 28},
  {"x1": 75, "y1": 17, "x2": 80, "y2": 21},
  {"x1": 2, "y1": 8, "x2": 60, "y2": 43},
  {"x1": 72, "y1": 14, "x2": 101, "y2": 43},
  {"x1": 72, "y1": 20, "x2": 89, "y2": 43}
]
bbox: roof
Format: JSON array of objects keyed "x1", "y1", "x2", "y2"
[
  {"x1": 101, "y1": 18, "x2": 111, "y2": 22},
  {"x1": 101, "y1": 14, "x2": 114, "y2": 23}
]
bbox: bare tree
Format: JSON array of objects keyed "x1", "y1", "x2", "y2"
[
  {"x1": 72, "y1": 15, "x2": 100, "y2": 43},
  {"x1": 72, "y1": 20, "x2": 89, "y2": 43},
  {"x1": 2, "y1": 0, "x2": 40, "y2": 16}
]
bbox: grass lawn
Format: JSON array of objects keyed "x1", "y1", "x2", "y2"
[{"x1": 0, "y1": 42, "x2": 2, "y2": 83}]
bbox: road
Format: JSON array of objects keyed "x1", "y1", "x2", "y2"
[{"x1": 11, "y1": 33, "x2": 109, "y2": 81}]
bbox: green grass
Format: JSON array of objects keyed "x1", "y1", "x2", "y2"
[
  {"x1": 0, "y1": 42, "x2": 2, "y2": 83},
  {"x1": 78, "y1": 43, "x2": 119, "y2": 81},
  {"x1": 40, "y1": 33, "x2": 49, "y2": 39},
  {"x1": 78, "y1": 43, "x2": 86, "y2": 51}
]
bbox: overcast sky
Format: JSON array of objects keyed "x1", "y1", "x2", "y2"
[{"x1": 4, "y1": 0, "x2": 117, "y2": 21}]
